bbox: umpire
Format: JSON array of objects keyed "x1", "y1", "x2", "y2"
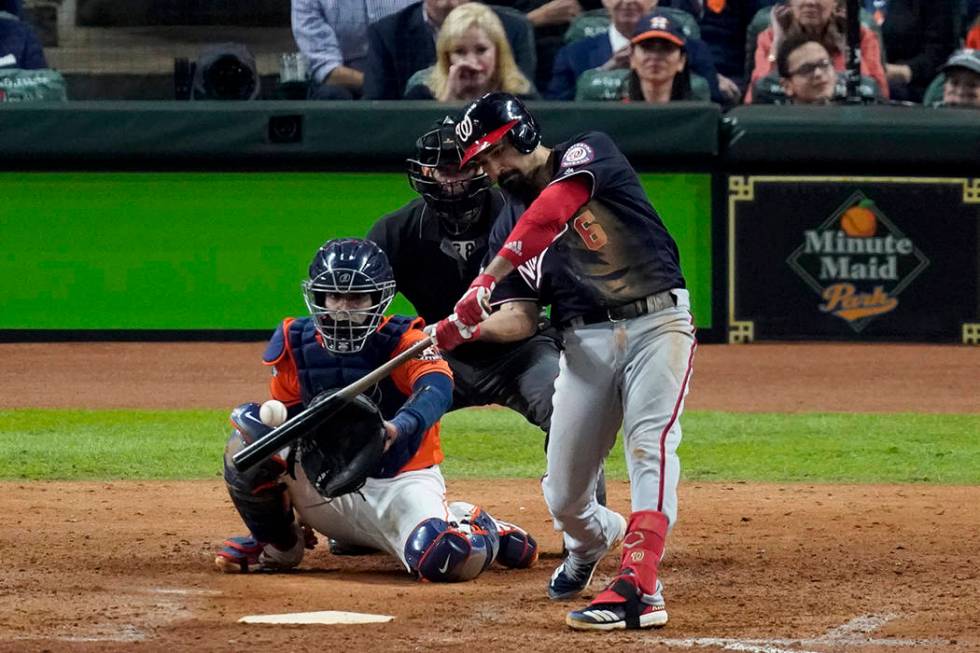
[{"x1": 367, "y1": 117, "x2": 560, "y2": 434}]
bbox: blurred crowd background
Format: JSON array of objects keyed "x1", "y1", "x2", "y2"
[{"x1": 1, "y1": 0, "x2": 978, "y2": 107}]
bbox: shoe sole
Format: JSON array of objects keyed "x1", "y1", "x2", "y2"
[
  {"x1": 214, "y1": 554, "x2": 252, "y2": 574},
  {"x1": 565, "y1": 606, "x2": 669, "y2": 631},
  {"x1": 548, "y1": 512, "x2": 628, "y2": 601},
  {"x1": 214, "y1": 555, "x2": 298, "y2": 574}
]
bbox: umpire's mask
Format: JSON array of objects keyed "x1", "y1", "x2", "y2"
[{"x1": 407, "y1": 117, "x2": 491, "y2": 237}]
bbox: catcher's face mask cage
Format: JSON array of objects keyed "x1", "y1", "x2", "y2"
[
  {"x1": 407, "y1": 119, "x2": 491, "y2": 237},
  {"x1": 303, "y1": 239, "x2": 396, "y2": 354}
]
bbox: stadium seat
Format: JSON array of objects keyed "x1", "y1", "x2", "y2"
[
  {"x1": 404, "y1": 65, "x2": 433, "y2": 96},
  {"x1": 574, "y1": 67, "x2": 711, "y2": 101},
  {"x1": 749, "y1": 72, "x2": 881, "y2": 104},
  {"x1": 921, "y1": 73, "x2": 946, "y2": 106},
  {"x1": 563, "y1": 7, "x2": 701, "y2": 45}
]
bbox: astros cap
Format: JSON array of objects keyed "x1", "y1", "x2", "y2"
[{"x1": 631, "y1": 10, "x2": 687, "y2": 48}]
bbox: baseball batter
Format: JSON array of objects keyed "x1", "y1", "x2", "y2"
[
  {"x1": 434, "y1": 93, "x2": 696, "y2": 630},
  {"x1": 216, "y1": 238, "x2": 537, "y2": 581}
]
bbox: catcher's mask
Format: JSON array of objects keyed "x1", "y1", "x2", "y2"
[
  {"x1": 407, "y1": 116, "x2": 491, "y2": 237},
  {"x1": 297, "y1": 392, "x2": 386, "y2": 499},
  {"x1": 303, "y1": 238, "x2": 396, "y2": 354}
]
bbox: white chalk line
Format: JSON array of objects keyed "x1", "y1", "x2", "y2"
[{"x1": 649, "y1": 613, "x2": 948, "y2": 652}]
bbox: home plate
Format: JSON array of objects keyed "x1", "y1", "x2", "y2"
[{"x1": 238, "y1": 611, "x2": 394, "y2": 625}]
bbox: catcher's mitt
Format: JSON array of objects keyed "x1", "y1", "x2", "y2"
[{"x1": 295, "y1": 391, "x2": 386, "y2": 499}]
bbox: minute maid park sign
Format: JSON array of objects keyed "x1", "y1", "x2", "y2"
[{"x1": 787, "y1": 191, "x2": 930, "y2": 332}]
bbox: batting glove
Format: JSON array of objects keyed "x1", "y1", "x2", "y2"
[
  {"x1": 430, "y1": 315, "x2": 480, "y2": 352},
  {"x1": 454, "y1": 274, "x2": 495, "y2": 326}
]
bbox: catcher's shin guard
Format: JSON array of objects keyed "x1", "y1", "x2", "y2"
[
  {"x1": 403, "y1": 517, "x2": 495, "y2": 582},
  {"x1": 494, "y1": 520, "x2": 538, "y2": 568},
  {"x1": 223, "y1": 403, "x2": 295, "y2": 547}
]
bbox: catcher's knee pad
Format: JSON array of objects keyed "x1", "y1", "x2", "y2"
[
  {"x1": 222, "y1": 403, "x2": 293, "y2": 546},
  {"x1": 403, "y1": 518, "x2": 494, "y2": 583}
]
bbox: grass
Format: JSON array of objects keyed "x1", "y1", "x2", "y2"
[{"x1": 0, "y1": 408, "x2": 978, "y2": 484}]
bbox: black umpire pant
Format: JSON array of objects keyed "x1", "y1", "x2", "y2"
[{"x1": 443, "y1": 331, "x2": 607, "y2": 507}]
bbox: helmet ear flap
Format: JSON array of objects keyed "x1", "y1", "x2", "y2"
[{"x1": 509, "y1": 119, "x2": 540, "y2": 154}]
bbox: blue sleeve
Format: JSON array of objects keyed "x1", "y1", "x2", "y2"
[
  {"x1": 362, "y1": 21, "x2": 394, "y2": 99},
  {"x1": 24, "y1": 22, "x2": 45, "y2": 68},
  {"x1": 686, "y1": 38, "x2": 722, "y2": 103},
  {"x1": 382, "y1": 372, "x2": 453, "y2": 473},
  {"x1": 545, "y1": 44, "x2": 577, "y2": 101}
]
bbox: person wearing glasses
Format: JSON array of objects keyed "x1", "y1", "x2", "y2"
[{"x1": 775, "y1": 33, "x2": 837, "y2": 104}]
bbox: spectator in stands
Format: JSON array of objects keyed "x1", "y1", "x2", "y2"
[
  {"x1": 747, "y1": 0, "x2": 888, "y2": 103},
  {"x1": 494, "y1": 0, "x2": 594, "y2": 91},
  {"x1": 871, "y1": 0, "x2": 956, "y2": 103},
  {"x1": 700, "y1": 0, "x2": 779, "y2": 88},
  {"x1": 291, "y1": 0, "x2": 417, "y2": 100},
  {"x1": 0, "y1": 1, "x2": 46, "y2": 70},
  {"x1": 775, "y1": 33, "x2": 836, "y2": 103},
  {"x1": 405, "y1": 3, "x2": 537, "y2": 100},
  {"x1": 623, "y1": 9, "x2": 692, "y2": 102},
  {"x1": 364, "y1": 0, "x2": 536, "y2": 99},
  {"x1": 938, "y1": 49, "x2": 980, "y2": 109},
  {"x1": 546, "y1": 0, "x2": 725, "y2": 102}
]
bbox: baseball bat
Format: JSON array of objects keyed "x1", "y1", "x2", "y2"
[{"x1": 232, "y1": 334, "x2": 435, "y2": 472}]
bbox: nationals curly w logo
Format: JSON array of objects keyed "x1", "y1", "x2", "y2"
[{"x1": 455, "y1": 115, "x2": 474, "y2": 142}]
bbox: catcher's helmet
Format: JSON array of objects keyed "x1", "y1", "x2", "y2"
[
  {"x1": 303, "y1": 238, "x2": 396, "y2": 354},
  {"x1": 455, "y1": 92, "x2": 541, "y2": 168},
  {"x1": 407, "y1": 117, "x2": 491, "y2": 236}
]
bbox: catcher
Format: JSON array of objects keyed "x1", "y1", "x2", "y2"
[{"x1": 215, "y1": 237, "x2": 538, "y2": 581}]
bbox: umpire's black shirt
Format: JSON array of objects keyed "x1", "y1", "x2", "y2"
[{"x1": 367, "y1": 188, "x2": 526, "y2": 361}]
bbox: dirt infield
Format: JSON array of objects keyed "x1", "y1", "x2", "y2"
[{"x1": 1, "y1": 342, "x2": 978, "y2": 652}]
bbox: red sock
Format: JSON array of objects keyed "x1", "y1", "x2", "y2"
[{"x1": 593, "y1": 510, "x2": 669, "y2": 603}]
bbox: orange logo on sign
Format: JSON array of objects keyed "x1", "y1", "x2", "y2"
[
  {"x1": 819, "y1": 283, "x2": 898, "y2": 321},
  {"x1": 787, "y1": 191, "x2": 929, "y2": 333}
]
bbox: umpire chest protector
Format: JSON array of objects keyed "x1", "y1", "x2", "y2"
[{"x1": 264, "y1": 316, "x2": 417, "y2": 417}]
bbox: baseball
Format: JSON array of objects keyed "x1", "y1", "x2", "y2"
[{"x1": 259, "y1": 400, "x2": 288, "y2": 428}]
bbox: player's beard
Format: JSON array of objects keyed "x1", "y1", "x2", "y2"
[{"x1": 498, "y1": 170, "x2": 541, "y2": 206}]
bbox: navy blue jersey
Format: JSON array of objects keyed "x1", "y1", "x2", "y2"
[{"x1": 490, "y1": 131, "x2": 685, "y2": 325}]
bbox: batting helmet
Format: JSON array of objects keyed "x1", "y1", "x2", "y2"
[
  {"x1": 302, "y1": 238, "x2": 396, "y2": 354},
  {"x1": 407, "y1": 117, "x2": 491, "y2": 236},
  {"x1": 455, "y1": 92, "x2": 541, "y2": 168}
]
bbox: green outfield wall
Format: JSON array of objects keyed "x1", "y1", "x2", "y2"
[{"x1": 0, "y1": 172, "x2": 712, "y2": 331}]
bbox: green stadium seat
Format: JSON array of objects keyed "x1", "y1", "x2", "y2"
[
  {"x1": 749, "y1": 72, "x2": 881, "y2": 104},
  {"x1": 574, "y1": 67, "x2": 711, "y2": 101},
  {"x1": 922, "y1": 73, "x2": 946, "y2": 106},
  {"x1": 575, "y1": 68, "x2": 629, "y2": 100},
  {"x1": 563, "y1": 7, "x2": 701, "y2": 44},
  {"x1": 404, "y1": 65, "x2": 433, "y2": 96}
]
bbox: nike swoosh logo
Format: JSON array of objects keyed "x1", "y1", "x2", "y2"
[
  {"x1": 623, "y1": 532, "x2": 645, "y2": 549},
  {"x1": 438, "y1": 555, "x2": 452, "y2": 574},
  {"x1": 243, "y1": 413, "x2": 268, "y2": 427}
]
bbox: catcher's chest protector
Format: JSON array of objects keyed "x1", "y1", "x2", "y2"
[{"x1": 287, "y1": 316, "x2": 415, "y2": 415}]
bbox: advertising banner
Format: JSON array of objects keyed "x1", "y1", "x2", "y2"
[{"x1": 728, "y1": 176, "x2": 980, "y2": 343}]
